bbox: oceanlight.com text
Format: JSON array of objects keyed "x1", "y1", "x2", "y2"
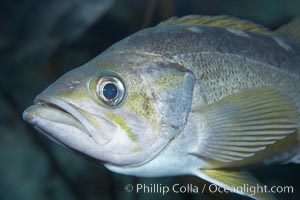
[{"x1": 124, "y1": 183, "x2": 294, "y2": 196}]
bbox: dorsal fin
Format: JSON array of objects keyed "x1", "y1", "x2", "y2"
[
  {"x1": 276, "y1": 17, "x2": 300, "y2": 47},
  {"x1": 157, "y1": 15, "x2": 271, "y2": 35}
]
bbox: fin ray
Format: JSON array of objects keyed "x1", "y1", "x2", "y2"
[
  {"x1": 194, "y1": 169, "x2": 275, "y2": 200},
  {"x1": 157, "y1": 15, "x2": 271, "y2": 35},
  {"x1": 276, "y1": 17, "x2": 300, "y2": 47},
  {"x1": 193, "y1": 88, "x2": 298, "y2": 164}
]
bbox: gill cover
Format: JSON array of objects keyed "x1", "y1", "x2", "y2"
[{"x1": 143, "y1": 62, "x2": 196, "y2": 140}]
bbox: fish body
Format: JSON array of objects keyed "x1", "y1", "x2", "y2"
[{"x1": 23, "y1": 16, "x2": 300, "y2": 200}]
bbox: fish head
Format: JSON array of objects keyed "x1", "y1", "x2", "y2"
[{"x1": 23, "y1": 51, "x2": 195, "y2": 167}]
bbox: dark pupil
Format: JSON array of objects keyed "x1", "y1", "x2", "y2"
[{"x1": 103, "y1": 83, "x2": 118, "y2": 100}]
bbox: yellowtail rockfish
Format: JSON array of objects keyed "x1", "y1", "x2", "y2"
[{"x1": 23, "y1": 15, "x2": 300, "y2": 200}]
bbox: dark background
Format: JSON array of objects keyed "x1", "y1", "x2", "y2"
[{"x1": 0, "y1": 0, "x2": 299, "y2": 199}]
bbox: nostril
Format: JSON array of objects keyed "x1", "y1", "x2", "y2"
[{"x1": 66, "y1": 80, "x2": 81, "y2": 90}]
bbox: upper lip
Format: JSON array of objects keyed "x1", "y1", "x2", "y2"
[{"x1": 34, "y1": 95, "x2": 107, "y2": 145}]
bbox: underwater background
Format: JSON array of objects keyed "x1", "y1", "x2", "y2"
[{"x1": 0, "y1": 0, "x2": 299, "y2": 199}]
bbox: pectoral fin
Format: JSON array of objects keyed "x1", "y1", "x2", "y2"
[
  {"x1": 192, "y1": 88, "x2": 298, "y2": 165},
  {"x1": 194, "y1": 169, "x2": 275, "y2": 200}
]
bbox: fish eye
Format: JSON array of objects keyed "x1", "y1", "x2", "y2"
[{"x1": 96, "y1": 76, "x2": 125, "y2": 106}]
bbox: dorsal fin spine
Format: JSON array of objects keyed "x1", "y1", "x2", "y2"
[{"x1": 157, "y1": 15, "x2": 271, "y2": 35}]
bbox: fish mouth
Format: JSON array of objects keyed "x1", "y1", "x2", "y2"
[{"x1": 23, "y1": 95, "x2": 110, "y2": 145}]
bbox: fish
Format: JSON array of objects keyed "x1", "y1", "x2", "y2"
[{"x1": 23, "y1": 15, "x2": 300, "y2": 200}]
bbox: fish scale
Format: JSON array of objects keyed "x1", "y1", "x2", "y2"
[
  {"x1": 23, "y1": 15, "x2": 300, "y2": 200},
  {"x1": 111, "y1": 25, "x2": 299, "y2": 71}
]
